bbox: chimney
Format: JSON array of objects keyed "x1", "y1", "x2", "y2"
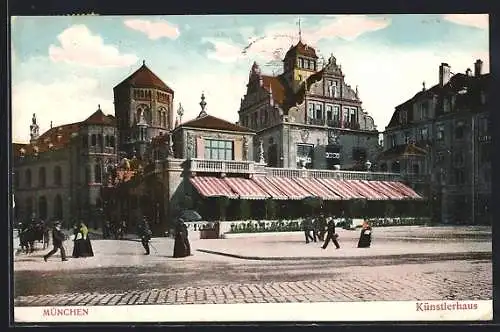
[
  {"x1": 439, "y1": 63, "x2": 451, "y2": 86},
  {"x1": 474, "y1": 59, "x2": 483, "y2": 76},
  {"x1": 466, "y1": 68, "x2": 472, "y2": 77}
]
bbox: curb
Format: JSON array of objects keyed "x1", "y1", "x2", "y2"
[{"x1": 196, "y1": 249, "x2": 492, "y2": 262}]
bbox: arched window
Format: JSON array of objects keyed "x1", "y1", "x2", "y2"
[
  {"x1": 136, "y1": 108, "x2": 142, "y2": 123},
  {"x1": 158, "y1": 110, "x2": 162, "y2": 125},
  {"x1": 38, "y1": 196, "x2": 47, "y2": 220},
  {"x1": 53, "y1": 166, "x2": 62, "y2": 186},
  {"x1": 54, "y1": 195, "x2": 63, "y2": 220},
  {"x1": 94, "y1": 164, "x2": 102, "y2": 183},
  {"x1": 144, "y1": 108, "x2": 152, "y2": 124},
  {"x1": 25, "y1": 169, "x2": 32, "y2": 188},
  {"x1": 91, "y1": 134, "x2": 97, "y2": 146},
  {"x1": 38, "y1": 167, "x2": 46, "y2": 188},
  {"x1": 82, "y1": 135, "x2": 88, "y2": 148}
]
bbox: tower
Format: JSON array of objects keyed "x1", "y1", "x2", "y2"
[
  {"x1": 282, "y1": 38, "x2": 318, "y2": 92},
  {"x1": 113, "y1": 61, "x2": 175, "y2": 158}
]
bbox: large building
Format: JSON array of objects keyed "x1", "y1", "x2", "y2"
[
  {"x1": 13, "y1": 108, "x2": 118, "y2": 228},
  {"x1": 238, "y1": 39, "x2": 380, "y2": 171},
  {"x1": 379, "y1": 60, "x2": 491, "y2": 224}
]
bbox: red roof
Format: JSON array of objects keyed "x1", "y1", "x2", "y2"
[
  {"x1": 285, "y1": 41, "x2": 318, "y2": 59},
  {"x1": 83, "y1": 109, "x2": 116, "y2": 126},
  {"x1": 179, "y1": 114, "x2": 254, "y2": 133},
  {"x1": 262, "y1": 75, "x2": 286, "y2": 105},
  {"x1": 115, "y1": 63, "x2": 173, "y2": 93}
]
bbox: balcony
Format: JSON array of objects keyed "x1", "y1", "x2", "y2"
[
  {"x1": 307, "y1": 118, "x2": 325, "y2": 126},
  {"x1": 189, "y1": 158, "x2": 257, "y2": 175},
  {"x1": 327, "y1": 120, "x2": 341, "y2": 127}
]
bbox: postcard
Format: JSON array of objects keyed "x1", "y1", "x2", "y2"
[{"x1": 11, "y1": 14, "x2": 492, "y2": 323}]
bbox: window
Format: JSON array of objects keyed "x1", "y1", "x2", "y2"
[
  {"x1": 390, "y1": 135, "x2": 396, "y2": 148},
  {"x1": 105, "y1": 135, "x2": 110, "y2": 147},
  {"x1": 307, "y1": 103, "x2": 315, "y2": 119},
  {"x1": 342, "y1": 107, "x2": 349, "y2": 124},
  {"x1": 404, "y1": 132, "x2": 411, "y2": 144},
  {"x1": 82, "y1": 135, "x2": 88, "y2": 148},
  {"x1": 38, "y1": 167, "x2": 46, "y2": 188},
  {"x1": 333, "y1": 106, "x2": 340, "y2": 121},
  {"x1": 204, "y1": 139, "x2": 233, "y2": 161},
  {"x1": 300, "y1": 58, "x2": 305, "y2": 68},
  {"x1": 419, "y1": 127, "x2": 428, "y2": 141},
  {"x1": 455, "y1": 121, "x2": 465, "y2": 139},
  {"x1": 420, "y1": 102, "x2": 428, "y2": 120},
  {"x1": 326, "y1": 105, "x2": 333, "y2": 120},
  {"x1": 110, "y1": 136, "x2": 115, "y2": 148},
  {"x1": 315, "y1": 104, "x2": 323, "y2": 119},
  {"x1": 296, "y1": 144, "x2": 314, "y2": 169},
  {"x1": 91, "y1": 134, "x2": 97, "y2": 146},
  {"x1": 436, "y1": 125, "x2": 445, "y2": 141},
  {"x1": 25, "y1": 169, "x2": 32, "y2": 187},
  {"x1": 94, "y1": 164, "x2": 102, "y2": 183},
  {"x1": 350, "y1": 108, "x2": 356, "y2": 123},
  {"x1": 53, "y1": 166, "x2": 62, "y2": 186}
]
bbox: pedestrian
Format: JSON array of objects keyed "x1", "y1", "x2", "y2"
[
  {"x1": 137, "y1": 216, "x2": 152, "y2": 255},
  {"x1": 322, "y1": 217, "x2": 340, "y2": 249},
  {"x1": 315, "y1": 213, "x2": 327, "y2": 241},
  {"x1": 103, "y1": 220, "x2": 111, "y2": 239},
  {"x1": 302, "y1": 215, "x2": 316, "y2": 244},
  {"x1": 357, "y1": 220, "x2": 372, "y2": 248},
  {"x1": 43, "y1": 221, "x2": 68, "y2": 262},
  {"x1": 173, "y1": 218, "x2": 191, "y2": 258}
]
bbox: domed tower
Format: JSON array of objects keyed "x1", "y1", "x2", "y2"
[{"x1": 113, "y1": 60, "x2": 174, "y2": 159}]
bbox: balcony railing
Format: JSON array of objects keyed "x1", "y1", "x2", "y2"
[
  {"x1": 190, "y1": 158, "x2": 256, "y2": 174},
  {"x1": 265, "y1": 167, "x2": 401, "y2": 181}
]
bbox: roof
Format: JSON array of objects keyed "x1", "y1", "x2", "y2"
[
  {"x1": 262, "y1": 75, "x2": 286, "y2": 105},
  {"x1": 387, "y1": 72, "x2": 490, "y2": 128},
  {"x1": 178, "y1": 114, "x2": 255, "y2": 133},
  {"x1": 13, "y1": 122, "x2": 82, "y2": 157},
  {"x1": 284, "y1": 41, "x2": 318, "y2": 59},
  {"x1": 83, "y1": 108, "x2": 116, "y2": 126},
  {"x1": 114, "y1": 63, "x2": 174, "y2": 93},
  {"x1": 13, "y1": 108, "x2": 116, "y2": 157},
  {"x1": 378, "y1": 144, "x2": 427, "y2": 160}
]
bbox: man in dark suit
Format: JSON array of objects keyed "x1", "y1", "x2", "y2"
[
  {"x1": 322, "y1": 217, "x2": 340, "y2": 249},
  {"x1": 137, "y1": 216, "x2": 152, "y2": 255},
  {"x1": 43, "y1": 221, "x2": 68, "y2": 262},
  {"x1": 302, "y1": 215, "x2": 316, "y2": 244}
]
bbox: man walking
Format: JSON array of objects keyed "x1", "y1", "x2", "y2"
[
  {"x1": 302, "y1": 214, "x2": 316, "y2": 244},
  {"x1": 137, "y1": 216, "x2": 152, "y2": 255},
  {"x1": 322, "y1": 216, "x2": 340, "y2": 249},
  {"x1": 43, "y1": 221, "x2": 68, "y2": 262}
]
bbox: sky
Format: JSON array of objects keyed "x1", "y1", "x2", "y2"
[{"x1": 11, "y1": 14, "x2": 489, "y2": 143}]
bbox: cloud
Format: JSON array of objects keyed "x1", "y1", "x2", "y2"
[
  {"x1": 203, "y1": 38, "x2": 244, "y2": 63},
  {"x1": 12, "y1": 76, "x2": 114, "y2": 143},
  {"x1": 442, "y1": 14, "x2": 489, "y2": 29},
  {"x1": 49, "y1": 24, "x2": 138, "y2": 67},
  {"x1": 124, "y1": 19, "x2": 180, "y2": 40},
  {"x1": 205, "y1": 15, "x2": 391, "y2": 64}
]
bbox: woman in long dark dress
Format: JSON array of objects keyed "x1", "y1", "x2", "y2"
[
  {"x1": 173, "y1": 220, "x2": 190, "y2": 258},
  {"x1": 357, "y1": 221, "x2": 372, "y2": 248},
  {"x1": 73, "y1": 222, "x2": 94, "y2": 257},
  {"x1": 72, "y1": 223, "x2": 84, "y2": 258}
]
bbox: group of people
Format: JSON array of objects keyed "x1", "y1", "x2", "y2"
[
  {"x1": 136, "y1": 216, "x2": 191, "y2": 258},
  {"x1": 302, "y1": 213, "x2": 372, "y2": 249},
  {"x1": 103, "y1": 220, "x2": 128, "y2": 240},
  {"x1": 43, "y1": 221, "x2": 94, "y2": 262}
]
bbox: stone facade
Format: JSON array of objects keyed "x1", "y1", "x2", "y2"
[
  {"x1": 381, "y1": 60, "x2": 491, "y2": 224},
  {"x1": 238, "y1": 41, "x2": 380, "y2": 171}
]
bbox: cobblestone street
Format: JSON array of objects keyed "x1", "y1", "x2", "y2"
[
  {"x1": 15, "y1": 260, "x2": 491, "y2": 306},
  {"x1": 14, "y1": 226, "x2": 492, "y2": 307}
]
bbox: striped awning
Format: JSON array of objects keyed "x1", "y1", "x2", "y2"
[
  {"x1": 223, "y1": 177, "x2": 271, "y2": 200},
  {"x1": 265, "y1": 176, "x2": 310, "y2": 200},
  {"x1": 189, "y1": 176, "x2": 238, "y2": 199},
  {"x1": 386, "y1": 181, "x2": 422, "y2": 199},
  {"x1": 252, "y1": 177, "x2": 289, "y2": 200},
  {"x1": 347, "y1": 180, "x2": 390, "y2": 200},
  {"x1": 367, "y1": 181, "x2": 407, "y2": 200},
  {"x1": 293, "y1": 177, "x2": 341, "y2": 200},
  {"x1": 316, "y1": 178, "x2": 363, "y2": 199}
]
